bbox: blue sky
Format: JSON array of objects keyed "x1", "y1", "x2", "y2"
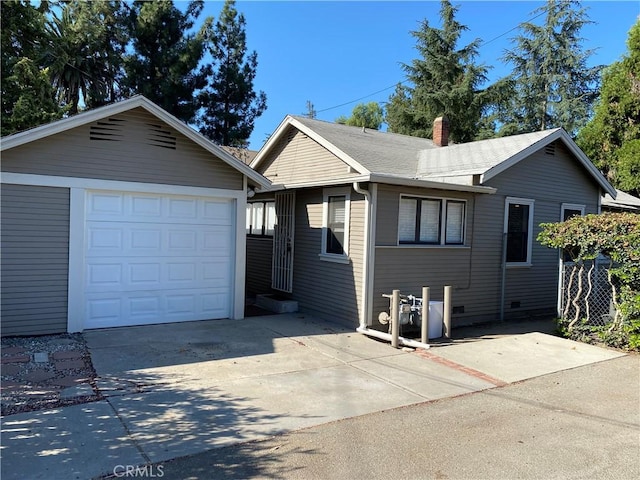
[{"x1": 198, "y1": 1, "x2": 640, "y2": 150}]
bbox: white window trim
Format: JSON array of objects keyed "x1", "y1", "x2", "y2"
[
  {"x1": 561, "y1": 203, "x2": 585, "y2": 219},
  {"x1": 320, "y1": 187, "x2": 351, "y2": 263},
  {"x1": 504, "y1": 197, "x2": 535, "y2": 267},
  {"x1": 247, "y1": 199, "x2": 276, "y2": 236},
  {"x1": 397, "y1": 194, "x2": 467, "y2": 246}
]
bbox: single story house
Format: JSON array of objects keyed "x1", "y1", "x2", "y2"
[
  {"x1": 246, "y1": 116, "x2": 617, "y2": 333},
  {"x1": 1, "y1": 95, "x2": 270, "y2": 336}
]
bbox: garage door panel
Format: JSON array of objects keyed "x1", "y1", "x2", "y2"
[
  {"x1": 85, "y1": 288, "x2": 230, "y2": 328},
  {"x1": 84, "y1": 191, "x2": 234, "y2": 329},
  {"x1": 86, "y1": 258, "x2": 230, "y2": 292}
]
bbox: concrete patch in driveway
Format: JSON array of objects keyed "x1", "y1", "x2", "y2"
[
  {"x1": 429, "y1": 332, "x2": 626, "y2": 383},
  {"x1": 0, "y1": 401, "x2": 142, "y2": 480}
]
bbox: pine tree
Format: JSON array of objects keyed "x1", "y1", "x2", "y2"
[
  {"x1": 198, "y1": 0, "x2": 266, "y2": 147},
  {"x1": 122, "y1": 0, "x2": 207, "y2": 123},
  {"x1": 577, "y1": 20, "x2": 640, "y2": 196},
  {"x1": 385, "y1": 0, "x2": 488, "y2": 143},
  {"x1": 497, "y1": 0, "x2": 600, "y2": 136}
]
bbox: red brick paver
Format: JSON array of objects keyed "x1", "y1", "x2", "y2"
[
  {"x1": 54, "y1": 359, "x2": 86, "y2": 371},
  {"x1": 1, "y1": 347, "x2": 27, "y2": 355},
  {"x1": 51, "y1": 350, "x2": 84, "y2": 361},
  {"x1": 2, "y1": 364, "x2": 24, "y2": 376},
  {"x1": 25, "y1": 369, "x2": 56, "y2": 383},
  {"x1": 1, "y1": 355, "x2": 30, "y2": 364}
]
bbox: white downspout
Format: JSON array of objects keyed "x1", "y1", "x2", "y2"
[
  {"x1": 352, "y1": 182, "x2": 371, "y2": 329},
  {"x1": 352, "y1": 183, "x2": 429, "y2": 348}
]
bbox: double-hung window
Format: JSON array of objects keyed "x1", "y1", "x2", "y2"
[
  {"x1": 321, "y1": 188, "x2": 350, "y2": 262},
  {"x1": 504, "y1": 197, "x2": 534, "y2": 265},
  {"x1": 398, "y1": 196, "x2": 466, "y2": 245},
  {"x1": 246, "y1": 201, "x2": 276, "y2": 236}
]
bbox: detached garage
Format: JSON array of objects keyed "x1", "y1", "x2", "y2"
[{"x1": 1, "y1": 96, "x2": 270, "y2": 336}]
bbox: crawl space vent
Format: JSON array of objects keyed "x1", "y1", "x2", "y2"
[
  {"x1": 147, "y1": 124, "x2": 177, "y2": 150},
  {"x1": 89, "y1": 118, "x2": 125, "y2": 141}
]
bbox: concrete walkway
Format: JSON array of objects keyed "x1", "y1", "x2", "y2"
[{"x1": 0, "y1": 314, "x2": 625, "y2": 480}]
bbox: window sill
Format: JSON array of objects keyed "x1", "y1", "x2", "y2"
[
  {"x1": 318, "y1": 253, "x2": 350, "y2": 264},
  {"x1": 506, "y1": 262, "x2": 533, "y2": 268}
]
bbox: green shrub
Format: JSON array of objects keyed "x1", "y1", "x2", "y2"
[{"x1": 539, "y1": 212, "x2": 640, "y2": 351}]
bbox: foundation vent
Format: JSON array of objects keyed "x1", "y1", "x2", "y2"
[
  {"x1": 147, "y1": 124, "x2": 177, "y2": 150},
  {"x1": 89, "y1": 118, "x2": 125, "y2": 141}
]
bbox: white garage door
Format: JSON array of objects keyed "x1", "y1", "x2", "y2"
[{"x1": 83, "y1": 191, "x2": 233, "y2": 329}]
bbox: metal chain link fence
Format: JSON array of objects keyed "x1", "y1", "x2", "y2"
[{"x1": 560, "y1": 259, "x2": 616, "y2": 327}]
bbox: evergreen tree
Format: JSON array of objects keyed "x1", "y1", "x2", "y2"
[
  {"x1": 123, "y1": 0, "x2": 207, "y2": 123},
  {"x1": 497, "y1": 0, "x2": 600, "y2": 136},
  {"x1": 68, "y1": 0, "x2": 129, "y2": 108},
  {"x1": 336, "y1": 102, "x2": 384, "y2": 129},
  {"x1": 1, "y1": 0, "x2": 63, "y2": 134},
  {"x1": 43, "y1": 0, "x2": 128, "y2": 114},
  {"x1": 385, "y1": 0, "x2": 488, "y2": 143},
  {"x1": 198, "y1": 0, "x2": 266, "y2": 147},
  {"x1": 577, "y1": 20, "x2": 640, "y2": 196}
]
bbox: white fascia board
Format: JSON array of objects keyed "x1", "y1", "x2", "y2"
[
  {"x1": 0, "y1": 172, "x2": 247, "y2": 199},
  {"x1": 480, "y1": 129, "x2": 616, "y2": 198},
  {"x1": 481, "y1": 129, "x2": 561, "y2": 183},
  {"x1": 0, "y1": 95, "x2": 271, "y2": 190},
  {"x1": 1, "y1": 96, "x2": 145, "y2": 150},
  {"x1": 369, "y1": 173, "x2": 497, "y2": 194},
  {"x1": 263, "y1": 173, "x2": 496, "y2": 194},
  {"x1": 250, "y1": 116, "x2": 370, "y2": 175}
]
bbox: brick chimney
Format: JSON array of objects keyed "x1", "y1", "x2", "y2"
[{"x1": 433, "y1": 116, "x2": 450, "y2": 147}]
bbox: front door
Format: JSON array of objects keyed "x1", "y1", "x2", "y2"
[{"x1": 271, "y1": 191, "x2": 295, "y2": 293}]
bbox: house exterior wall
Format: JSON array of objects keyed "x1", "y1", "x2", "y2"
[
  {"x1": 287, "y1": 187, "x2": 365, "y2": 325},
  {"x1": 371, "y1": 142, "x2": 602, "y2": 328},
  {"x1": 373, "y1": 184, "x2": 478, "y2": 325},
  {"x1": 1, "y1": 184, "x2": 70, "y2": 336},
  {"x1": 1, "y1": 108, "x2": 244, "y2": 190},
  {"x1": 257, "y1": 128, "x2": 360, "y2": 185},
  {"x1": 479, "y1": 140, "x2": 601, "y2": 320}
]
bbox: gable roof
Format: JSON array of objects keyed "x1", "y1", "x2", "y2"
[
  {"x1": 252, "y1": 115, "x2": 615, "y2": 197},
  {"x1": 0, "y1": 95, "x2": 271, "y2": 190}
]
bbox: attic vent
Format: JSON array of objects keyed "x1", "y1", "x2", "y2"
[
  {"x1": 544, "y1": 143, "x2": 556, "y2": 156},
  {"x1": 147, "y1": 124, "x2": 177, "y2": 150},
  {"x1": 89, "y1": 118, "x2": 125, "y2": 141}
]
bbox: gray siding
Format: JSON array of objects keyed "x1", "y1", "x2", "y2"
[
  {"x1": 373, "y1": 185, "x2": 477, "y2": 324},
  {"x1": 289, "y1": 188, "x2": 365, "y2": 326},
  {"x1": 1, "y1": 184, "x2": 70, "y2": 336},
  {"x1": 258, "y1": 127, "x2": 360, "y2": 185},
  {"x1": 371, "y1": 143, "x2": 602, "y2": 328},
  {"x1": 480, "y1": 140, "x2": 601, "y2": 319},
  {"x1": 1, "y1": 108, "x2": 243, "y2": 190},
  {"x1": 246, "y1": 237, "x2": 274, "y2": 296}
]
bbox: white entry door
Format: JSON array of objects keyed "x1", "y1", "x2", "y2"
[{"x1": 83, "y1": 191, "x2": 233, "y2": 329}]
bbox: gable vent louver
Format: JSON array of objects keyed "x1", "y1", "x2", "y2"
[
  {"x1": 89, "y1": 118, "x2": 125, "y2": 141},
  {"x1": 545, "y1": 144, "x2": 556, "y2": 156},
  {"x1": 147, "y1": 124, "x2": 177, "y2": 150}
]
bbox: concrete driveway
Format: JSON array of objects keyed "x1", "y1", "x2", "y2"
[{"x1": 0, "y1": 313, "x2": 625, "y2": 479}]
